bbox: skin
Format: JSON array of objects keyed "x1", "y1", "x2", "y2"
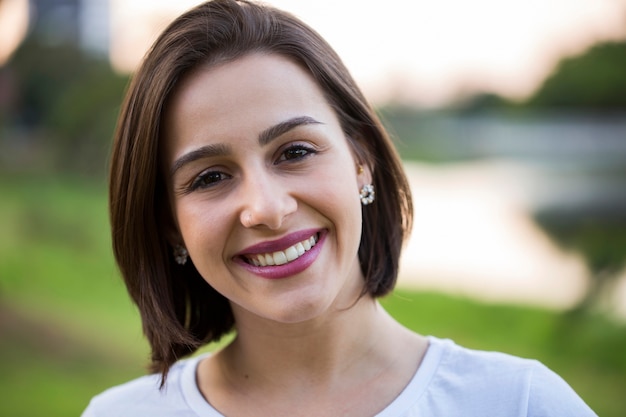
[{"x1": 163, "y1": 53, "x2": 428, "y2": 416}]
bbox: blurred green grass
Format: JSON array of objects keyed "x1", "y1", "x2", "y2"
[{"x1": 1, "y1": 176, "x2": 624, "y2": 417}]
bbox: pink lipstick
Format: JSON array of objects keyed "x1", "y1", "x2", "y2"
[{"x1": 234, "y1": 229, "x2": 326, "y2": 279}]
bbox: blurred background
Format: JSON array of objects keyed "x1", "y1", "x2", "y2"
[{"x1": 1, "y1": 0, "x2": 625, "y2": 415}]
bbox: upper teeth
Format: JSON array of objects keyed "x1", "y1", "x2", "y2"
[{"x1": 248, "y1": 235, "x2": 317, "y2": 267}]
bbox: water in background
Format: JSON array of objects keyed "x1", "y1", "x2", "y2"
[{"x1": 391, "y1": 110, "x2": 626, "y2": 318}]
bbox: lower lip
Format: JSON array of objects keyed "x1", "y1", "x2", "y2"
[{"x1": 235, "y1": 231, "x2": 326, "y2": 279}]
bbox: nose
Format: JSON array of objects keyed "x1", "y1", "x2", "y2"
[{"x1": 239, "y1": 171, "x2": 297, "y2": 230}]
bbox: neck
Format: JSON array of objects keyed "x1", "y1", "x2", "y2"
[
  {"x1": 220, "y1": 296, "x2": 403, "y2": 388},
  {"x1": 198, "y1": 293, "x2": 428, "y2": 416}
]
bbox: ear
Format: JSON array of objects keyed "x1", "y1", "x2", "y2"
[
  {"x1": 356, "y1": 161, "x2": 373, "y2": 189},
  {"x1": 347, "y1": 133, "x2": 374, "y2": 187}
]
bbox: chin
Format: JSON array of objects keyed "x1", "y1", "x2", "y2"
[{"x1": 261, "y1": 292, "x2": 339, "y2": 325}]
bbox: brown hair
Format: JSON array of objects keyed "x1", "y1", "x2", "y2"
[{"x1": 109, "y1": 0, "x2": 412, "y2": 381}]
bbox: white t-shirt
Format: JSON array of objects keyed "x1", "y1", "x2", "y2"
[{"x1": 82, "y1": 336, "x2": 597, "y2": 416}]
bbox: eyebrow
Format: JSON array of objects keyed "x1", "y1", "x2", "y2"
[
  {"x1": 170, "y1": 143, "x2": 230, "y2": 177},
  {"x1": 170, "y1": 116, "x2": 323, "y2": 177},
  {"x1": 258, "y1": 115, "x2": 322, "y2": 146}
]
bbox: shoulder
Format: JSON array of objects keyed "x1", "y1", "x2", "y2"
[
  {"x1": 427, "y1": 337, "x2": 541, "y2": 403},
  {"x1": 433, "y1": 336, "x2": 539, "y2": 379},
  {"x1": 81, "y1": 356, "x2": 204, "y2": 417},
  {"x1": 525, "y1": 360, "x2": 598, "y2": 416},
  {"x1": 423, "y1": 337, "x2": 597, "y2": 416}
]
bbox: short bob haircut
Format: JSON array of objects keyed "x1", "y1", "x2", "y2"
[{"x1": 109, "y1": 0, "x2": 412, "y2": 380}]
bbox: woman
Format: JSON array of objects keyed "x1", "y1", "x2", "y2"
[{"x1": 83, "y1": 1, "x2": 596, "y2": 415}]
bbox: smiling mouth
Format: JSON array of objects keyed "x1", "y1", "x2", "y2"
[{"x1": 242, "y1": 233, "x2": 319, "y2": 267}]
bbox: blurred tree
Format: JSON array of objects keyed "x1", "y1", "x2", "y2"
[
  {"x1": 459, "y1": 40, "x2": 626, "y2": 112},
  {"x1": 453, "y1": 39, "x2": 626, "y2": 314},
  {"x1": 527, "y1": 40, "x2": 626, "y2": 313},
  {"x1": 534, "y1": 202, "x2": 626, "y2": 315},
  {"x1": 528, "y1": 41, "x2": 626, "y2": 109},
  {"x1": 4, "y1": 37, "x2": 128, "y2": 175},
  {"x1": 8, "y1": 38, "x2": 88, "y2": 127}
]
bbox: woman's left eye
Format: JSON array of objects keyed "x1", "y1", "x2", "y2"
[{"x1": 277, "y1": 144, "x2": 316, "y2": 162}]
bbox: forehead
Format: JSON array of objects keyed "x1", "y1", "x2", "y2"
[
  {"x1": 162, "y1": 53, "x2": 341, "y2": 152},
  {"x1": 171, "y1": 53, "x2": 327, "y2": 113}
]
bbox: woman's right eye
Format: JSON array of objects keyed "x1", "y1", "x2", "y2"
[{"x1": 189, "y1": 170, "x2": 230, "y2": 191}]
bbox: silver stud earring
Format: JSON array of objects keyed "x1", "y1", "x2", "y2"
[
  {"x1": 173, "y1": 244, "x2": 188, "y2": 265},
  {"x1": 359, "y1": 184, "x2": 375, "y2": 205}
]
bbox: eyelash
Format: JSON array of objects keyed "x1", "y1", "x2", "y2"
[
  {"x1": 276, "y1": 143, "x2": 316, "y2": 163},
  {"x1": 188, "y1": 170, "x2": 230, "y2": 192},
  {"x1": 186, "y1": 143, "x2": 317, "y2": 192}
]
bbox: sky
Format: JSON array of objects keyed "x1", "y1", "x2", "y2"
[{"x1": 108, "y1": 0, "x2": 626, "y2": 107}]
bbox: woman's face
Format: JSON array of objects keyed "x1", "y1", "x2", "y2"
[{"x1": 163, "y1": 53, "x2": 372, "y2": 325}]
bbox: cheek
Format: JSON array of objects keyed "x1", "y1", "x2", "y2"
[
  {"x1": 307, "y1": 170, "x2": 363, "y2": 238},
  {"x1": 177, "y1": 205, "x2": 235, "y2": 292},
  {"x1": 175, "y1": 200, "x2": 229, "y2": 255}
]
